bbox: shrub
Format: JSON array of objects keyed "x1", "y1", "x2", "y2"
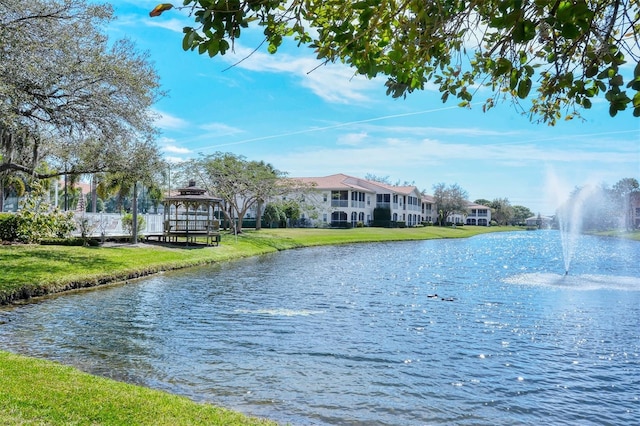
[
  {"x1": 40, "y1": 237, "x2": 99, "y2": 247},
  {"x1": 0, "y1": 213, "x2": 19, "y2": 241},
  {"x1": 121, "y1": 213, "x2": 145, "y2": 237},
  {"x1": 15, "y1": 181, "x2": 76, "y2": 243}
]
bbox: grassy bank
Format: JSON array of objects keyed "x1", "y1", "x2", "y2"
[
  {"x1": 0, "y1": 225, "x2": 517, "y2": 425},
  {"x1": 0, "y1": 351, "x2": 276, "y2": 426},
  {"x1": 0, "y1": 226, "x2": 517, "y2": 305},
  {"x1": 591, "y1": 229, "x2": 640, "y2": 241}
]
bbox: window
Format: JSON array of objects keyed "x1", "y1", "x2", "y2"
[{"x1": 331, "y1": 191, "x2": 348, "y2": 207}]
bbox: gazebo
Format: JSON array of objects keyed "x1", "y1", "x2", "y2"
[{"x1": 160, "y1": 180, "x2": 223, "y2": 246}]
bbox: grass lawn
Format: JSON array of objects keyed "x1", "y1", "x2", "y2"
[
  {"x1": 591, "y1": 229, "x2": 640, "y2": 241},
  {"x1": 0, "y1": 225, "x2": 521, "y2": 425},
  {"x1": 0, "y1": 351, "x2": 276, "y2": 426}
]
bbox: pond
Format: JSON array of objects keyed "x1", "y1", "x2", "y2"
[{"x1": 1, "y1": 231, "x2": 639, "y2": 425}]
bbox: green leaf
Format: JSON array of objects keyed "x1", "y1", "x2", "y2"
[
  {"x1": 609, "y1": 103, "x2": 618, "y2": 117},
  {"x1": 556, "y1": 1, "x2": 573, "y2": 21},
  {"x1": 182, "y1": 32, "x2": 192, "y2": 51},
  {"x1": 495, "y1": 58, "x2": 512, "y2": 76},
  {"x1": 585, "y1": 65, "x2": 598, "y2": 78},
  {"x1": 561, "y1": 23, "x2": 579, "y2": 39},
  {"x1": 517, "y1": 78, "x2": 532, "y2": 99},
  {"x1": 610, "y1": 75, "x2": 624, "y2": 86},
  {"x1": 207, "y1": 39, "x2": 220, "y2": 57},
  {"x1": 509, "y1": 69, "x2": 519, "y2": 90},
  {"x1": 512, "y1": 21, "x2": 526, "y2": 43},
  {"x1": 582, "y1": 98, "x2": 592, "y2": 109}
]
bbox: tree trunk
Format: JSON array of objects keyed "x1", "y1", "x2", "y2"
[
  {"x1": 91, "y1": 174, "x2": 98, "y2": 213},
  {"x1": 255, "y1": 199, "x2": 263, "y2": 230},
  {"x1": 132, "y1": 181, "x2": 138, "y2": 244}
]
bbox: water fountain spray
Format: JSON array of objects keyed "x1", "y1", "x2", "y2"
[{"x1": 557, "y1": 185, "x2": 597, "y2": 274}]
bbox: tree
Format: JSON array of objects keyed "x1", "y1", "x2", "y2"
[
  {"x1": 611, "y1": 177, "x2": 639, "y2": 229},
  {"x1": 191, "y1": 152, "x2": 287, "y2": 234},
  {"x1": 262, "y1": 199, "x2": 302, "y2": 228},
  {"x1": 0, "y1": 0, "x2": 162, "y2": 181},
  {"x1": 281, "y1": 199, "x2": 302, "y2": 227},
  {"x1": 512, "y1": 205, "x2": 534, "y2": 225},
  {"x1": 432, "y1": 182, "x2": 468, "y2": 226},
  {"x1": 612, "y1": 177, "x2": 640, "y2": 196},
  {"x1": 490, "y1": 197, "x2": 515, "y2": 225},
  {"x1": 474, "y1": 199, "x2": 492, "y2": 207},
  {"x1": 364, "y1": 174, "x2": 392, "y2": 185},
  {"x1": 152, "y1": 0, "x2": 640, "y2": 123},
  {"x1": 263, "y1": 203, "x2": 285, "y2": 228}
]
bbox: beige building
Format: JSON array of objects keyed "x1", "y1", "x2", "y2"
[{"x1": 287, "y1": 173, "x2": 487, "y2": 227}]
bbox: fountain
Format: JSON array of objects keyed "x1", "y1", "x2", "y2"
[{"x1": 556, "y1": 184, "x2": 598, "y2": 274}]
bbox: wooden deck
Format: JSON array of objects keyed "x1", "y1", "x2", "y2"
[
  {"x1": 145, "y1": 219, "x2": 221, "y2": 246},
  {"x1": 146, "y1": 231, "x2": 220, "y2": 246}
]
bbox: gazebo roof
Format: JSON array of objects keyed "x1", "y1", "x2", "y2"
[{"x1": 163, "y1": 181, "x2": 222, "y2": 204}]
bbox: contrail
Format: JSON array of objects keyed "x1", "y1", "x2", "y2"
[{"x1": 197, "y1": 106, "x2": 459, "y2": 151}]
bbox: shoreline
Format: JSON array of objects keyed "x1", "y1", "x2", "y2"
[{"x1": 0, "y1": 226, "x2": 523, "y2": 306}]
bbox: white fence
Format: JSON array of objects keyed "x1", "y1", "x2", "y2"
[{"x1": 72, "y1": 213, "x2": 164, "y2": 237}]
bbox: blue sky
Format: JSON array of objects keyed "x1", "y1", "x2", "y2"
[{"x1": 106, "y1": 1, "x2": 638, "y2": 215}]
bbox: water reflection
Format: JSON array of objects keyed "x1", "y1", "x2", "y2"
[{"x1": 1, "y1": 231, "x2": 639, "y2": 425}]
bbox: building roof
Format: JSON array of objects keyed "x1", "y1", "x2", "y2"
[
  {"x1": 466, "y1": 202, "x2": 490, "y2": 209},
  {"x1": 291, "y1": 174, "x2": 375, "y2": 193},
  {"x1": 291, "y1": 173, "x2": 424, "y2": 197}
]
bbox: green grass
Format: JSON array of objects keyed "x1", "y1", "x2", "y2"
[
  {"x1": 0, "y1": 351, "x2": 276, "y2": 426},
  {"x1": 0, "y1": 225, "x2": 520, "y2": 425},
  {"x1": 590, "y1": 229, "x2": 640, "y2": 241}
]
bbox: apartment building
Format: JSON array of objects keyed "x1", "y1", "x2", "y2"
[{"x1": 287, "y1": 173, "x2": 486, "y2": 227}]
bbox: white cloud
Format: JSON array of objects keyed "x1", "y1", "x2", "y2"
[
  {"x1": 162, "y1": 145, "x2": 192, "y2": 154},
  {"x1": 222, "y1": 45, "x2": 377, "y2": 104},
  {"x1": 165, "y1": 156, "x2": 188, "y2": 164},
  {"x1": 337, "y1": 132, "x2": 368, "y2": 146},
  {"x1": 153, "y1": 110, "x2": 189, "y2": 130},
  {"x1": 145, "y1": 17, "x2": 186, "y2": 33}
]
